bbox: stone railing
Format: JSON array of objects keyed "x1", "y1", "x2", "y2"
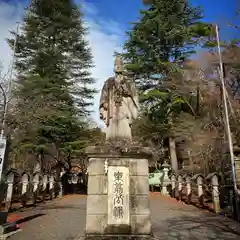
[
  {"x1": 0, "y1": 169, "x2": 65, "y2": 213},
  {"x1": 160, "y1": 163, "x2": 221, "y2": 214}
]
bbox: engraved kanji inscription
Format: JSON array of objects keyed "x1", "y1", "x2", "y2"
[
  {"x1": 113, "y1": 206, "x2": 124, "y2": 219},
  {"x1": 113, "y1": 170, "x2": 124, "y2": 219},
  {"x1": 108, "y1": 166, "x2": 130, "y2": 225}
]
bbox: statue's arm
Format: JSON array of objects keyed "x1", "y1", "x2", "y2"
[
  {"x1": 99, "y1": 81, "x2": 109, "y2": 109},
  {"x1": 99, "y1": 80, "x2": 109, "y2": 125},
  {"x1": 99, "y1": 107, "x2": 105, "y2": 120},
  {"x1": 129, "y1": 82, "x2": 139, "y2": 120}
]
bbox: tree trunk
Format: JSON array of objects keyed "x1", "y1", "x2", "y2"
[
  {"x1": 169, "y1": 137, "x2": 178, "y2": 172},
  {"x1": 187, "y1": 150, "x2": 194, "y2": 171}
]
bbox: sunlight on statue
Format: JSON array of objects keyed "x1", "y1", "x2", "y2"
[{"x1": 99, "y1": 55, "x2": 139, "y2": 141}]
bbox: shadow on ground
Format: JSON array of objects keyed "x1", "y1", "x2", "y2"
[
  {"x1": 8, "y1": 195, "x2": 240, "y2": 240},
  {"x1": 15, "y1": 213, "x2": 45, "y2": 225},
  {"x1": 38, "y1": 205, "x2": 84, "y2": 210},
  {"x1": 152, "y1": 214, "x2": 240, "y2": 240}
]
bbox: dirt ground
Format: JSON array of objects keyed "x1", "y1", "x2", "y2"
[{"x1": 7, "y1": 194, "x2": 240, "y2": 240}]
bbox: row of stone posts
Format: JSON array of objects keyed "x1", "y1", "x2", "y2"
[
  {"x1": 1, "y1": 169, "x2": 65, "y2": 213},
  {"x1": 0, "y1": 169, "x2": 66, "y2": 235},
  {"x1": 160, "y1": 162, "x2": 221, "y2": 214}
]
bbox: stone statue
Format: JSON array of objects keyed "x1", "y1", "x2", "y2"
[{"x1": 99, "y1": 55, "x2": 139, "y2": 141}]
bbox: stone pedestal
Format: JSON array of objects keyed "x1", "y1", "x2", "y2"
[{"x1": 85, "y1": 145, "x2": 152, "y2": 239}]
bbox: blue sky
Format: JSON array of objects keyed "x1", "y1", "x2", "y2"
[
  {"x1": 0, "y1": 0, "x2": 239, "y2": 125},
  {"x1": 86, "y1": 0, "x2": 239, "y2": 40},
  {"x1": 2, "y1": 0, "x2": 239, "y2": 49},
  {"x1": 2, "y1": 0, "x2": 239, "y2": 41}
]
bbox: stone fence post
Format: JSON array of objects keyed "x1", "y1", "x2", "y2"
[
  {"x1": 177, "y1": 175, "x2": 183, "y2": 201},
  {"x1": 49, "y1": 176, "x2": 54, "y2": 191},
  {"x1": 211, "y1": 174, "x2": 220, "y2": 213},
  {"x1": 4, "y1": 173, "x2": 14, "y2": 212},
  {"x1": 21, "y1": 173, "x2": 29, "y2": 207},
  {"x1": 58, "y1": 170, "x2": 65, "y2": 197},
  {"x1": 42, "y1": 175, "x2": 48, "y2": 191},
  {"x1": 206, "y1": 173, "x2": 220, "y2": 213},
  {"x1": 170, "y1": 173, "x2": 176, "y2": 198},
  {"x1": 185, "y1": 174, "x2": 192, "y2": 204},
  {"x1": 193, "y1": 174, "x2": 204, "y2": 207},
  {"x1": 233, "y1": 146, "x2": 240, "y2": 188},
  {"x1": 21, "y1": 173, "x2": 29, "y2": 195},
  {"x1": 33, "y1": 173, "x2": 40, "y2": 193},
  {"x1": 0, "y1": 170, "x2": 60, "y2": 215},
  {"x1": 32, "y1": 173, "x2": 40, "y2": 204},
  {"x1": 42, "y1": 174, "x2": 48, "y2": 201},
  {"x1": 49, "y1": 175, "x2": 55, "y2": 199}
]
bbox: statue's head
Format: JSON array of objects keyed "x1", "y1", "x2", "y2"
[{"x1": 114, "y1": 55, "x2": 124, "y2": 73}]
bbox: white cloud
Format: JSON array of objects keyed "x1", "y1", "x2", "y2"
[
  {"x1": 81, "y1": 0, "x2": 99, "y2": 15},
  {"x1": 0, "y1": 1, "x2": 23, "y2": 74},
  {"x1": 0, "y1": 0, "x2": 124, "y2": 126},
  {"x1": 85, "y1": 20, "x2": 122, "y2": 125}
]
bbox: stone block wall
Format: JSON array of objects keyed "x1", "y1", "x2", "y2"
[
  {"x1": 85, "y1": 155, "x2": 151, "y2": 237},
  {"x1": 86, "y1": 158, "x2": 107, "y2": 234}
]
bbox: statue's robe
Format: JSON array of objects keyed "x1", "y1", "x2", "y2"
[{"x1": 99, "y1": 76, "x2": 138, "y2": 140}]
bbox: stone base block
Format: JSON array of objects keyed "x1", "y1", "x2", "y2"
[
  {"x1": 131, "y1": 215, "x2": 151, "y2": 235},
  {"x1": 105, "y1": 224, "x2": 131, "y2": 235},
  {"x1": 86, "y1": 195, "x2": 107, "y2": 215},
  {"x1": 85, "y1": 146, "x2": 152, "y2": 238},
  {"x1": 83, "y1": 235, "x2": 152, "y2": 240},
  {"x1": 85, "y1": 214, "x2": 151, "y2": 236},
  {"x1": 85, "y1": 214, "x2": 107, "y2": 235},
  {"x1": 0, "y1": 222, "x2": 18, "y2": 235}
]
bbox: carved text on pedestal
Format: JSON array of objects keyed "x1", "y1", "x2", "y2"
[{"x1": 108, "y1": 166, "x2": 129, "y2": 225}]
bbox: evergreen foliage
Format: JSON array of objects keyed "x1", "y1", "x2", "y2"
[
  {"x1": 7, "y1": 0, "x2": 97, "y2": 170},
  {"x1": 124, "y1": 0, "x2": 209, "y2": 149},
  {"x1": 124, "y1": 0, "x2": 205, "y2": 80}
]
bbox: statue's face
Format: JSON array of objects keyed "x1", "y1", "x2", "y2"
[
  {"x1": 115, "y1": 55, "x2": 123, "y2": 66},
  {"x1": 115, "y1": 73, "x2": 124, "y2": 83},
  {"x1": 114, "y1": 55, "x2": 124, "y2": 74}
]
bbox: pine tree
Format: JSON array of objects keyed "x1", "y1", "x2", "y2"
[
  {"x1": 124, "y1": 0, "x2": 206, "y2": 131},
  {"x1": 124, "y1": 0, "x2": 209, "y2": 170},
  {"x1": 7, "y1": 0, "x2": 96, "y2": 170},
  {"x1": 124, "y1": 0, "x2": 205, "y2": 83},
  {"x1": 9, "y1": 0, "x2": 96, "y2": 112}
]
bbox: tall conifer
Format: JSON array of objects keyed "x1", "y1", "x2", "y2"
[{"x1": 7, "y1": 0, "x2": 96, "y2": 168}]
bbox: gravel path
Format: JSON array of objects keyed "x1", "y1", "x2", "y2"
[
  {"x1": 150, "y1": 195, "x2": 240, "y2": 240},
  {"x1": 8, "y1": 195, "x2": 86, "y2": 240},
  {"x1": 7, "y1": 194, "x2": 240, "y2": 240}
]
